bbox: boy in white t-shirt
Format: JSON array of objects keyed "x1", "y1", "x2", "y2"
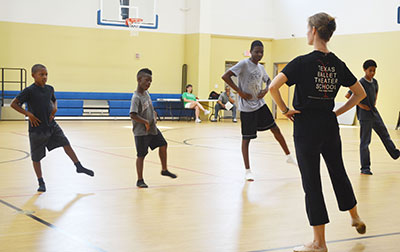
[{"x1": 222, "y1": 40, "x2": 297, "y2": 181}]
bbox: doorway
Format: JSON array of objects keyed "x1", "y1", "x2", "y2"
[{"x1": 272, "y1": 63, "x2": 292, "y2": 120}]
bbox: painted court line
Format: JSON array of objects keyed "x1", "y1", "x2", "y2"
[
  {"x1": 249, "y1": 232, "x2": 400, "y2": 252},
  {"x1": 7, "y1": 129, "x2": 223, "y2": 178},
  {"x1": 0, "y1": 182, "x2": 232, "y2": 199},
  {"x1": 0, "y1": 199, "x2": 107, "y2": 252},
  {"x1": 74, "y1": 144, "x2": 228, "y2": 179},
  {"x1": 0, "y1": 147, "x2": 30, "y2": 164}
]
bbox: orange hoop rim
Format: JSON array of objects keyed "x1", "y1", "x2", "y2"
[{"x1": 125, "y1": 18, "x2": 143, "y2": 26}]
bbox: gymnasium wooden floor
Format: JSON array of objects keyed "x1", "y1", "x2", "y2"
[{"x1": 0, "y1": 119, "x2": 399, "y2": 252}]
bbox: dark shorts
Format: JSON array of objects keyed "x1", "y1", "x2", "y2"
[
  {"x1": 29, "y1": 123, "x2": 70, "y2": 162},
  {"x1": 134, "y1": 129, "x2": 167, "y2": 157},
  {"x1": 240, "y1": 104, "x2": 276, "y2": 140}
]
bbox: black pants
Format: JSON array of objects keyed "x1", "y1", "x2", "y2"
[
  {"x1": 359, "y1": 113, "x2": 400, "y2": 171},
  {"x1": 294, "y1": 111, "x2": 357, "y2": 226},
  {"x1": 214, "y1": 103, "x2": 237, "y2": 119}
]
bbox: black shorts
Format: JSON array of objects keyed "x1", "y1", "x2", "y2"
[
  {"x1": 134, "y1": 129, "x2": 167, "y2": 157},
  {"x1": 29, "y1": 124, "x2": 70, "y2": 162},
  {"x1": 240, "y1": 104, "x2": 276, "y2": 140}
]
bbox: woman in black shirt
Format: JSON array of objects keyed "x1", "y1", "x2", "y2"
[{"x1": 269, "y1": 13, "x2": 367, "y2": 252}]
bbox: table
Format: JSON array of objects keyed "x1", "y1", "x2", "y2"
[
  {"x1": 197, "y1": 99, "x2": 218, "y2": 120},
  {"x1": 156, "y1": 98, "x2": 218, "y2": 121}
]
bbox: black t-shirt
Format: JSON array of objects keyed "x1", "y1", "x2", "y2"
[
  {"x1": 16, "y1": 83, "x2": 57, "y2": 132},
  {"x1": 348, "y1": 78, "x2": 379, "y2": 121},
  {"x1": 282, "y1": 51, "x2": 357, "y2": 111}
]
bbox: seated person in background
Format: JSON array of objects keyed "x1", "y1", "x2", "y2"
[
  {"x1": 211, "y1": 85, "x2": 237, "y2": 122},
  {"x1": 182, "y1": 84, "x2": 210, "y2": 123}
]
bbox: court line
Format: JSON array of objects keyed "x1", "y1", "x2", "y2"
[
  {"x1": 73, "y1": 144, "x2": 228, "y2": 179},
  {"x1": 10, "y1": 131, "x2": 28, "y2": 137},
  {"x1": 0, "y1": 182, "x2": 229, "y2": 199},
  {"x1": 249, "y1": 231, "x2": 400, "y2": 252},
  {"x1": 182, "y1": 137, "x2": 288, "y2": 156},
  {"x1": 8, "y1": 131, "x2": 224, "y2": 178},
  {"x1": 0, "y1": 199, "x2": 107, "y2": 252},
  {"x1": 0, "y1": 147, "x2": 30, "y2": 164}
]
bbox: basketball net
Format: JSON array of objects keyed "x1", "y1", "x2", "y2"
[{"x1": 125, "y1": 18, "x2": 143, "y2": 36}]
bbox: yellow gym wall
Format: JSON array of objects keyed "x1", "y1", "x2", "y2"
[
  {"x1": 1, "y1": 21, "x2": 399, "y2": 127},
  {"x1": 0, "y1": 21, "x2": 185, "y2": 94},
  {"x1": 272, "y1": 31, "x2": 400, "y2": 127},
  {"x1": 184, "y1": 33, "x2": 200, "y2": 95}
]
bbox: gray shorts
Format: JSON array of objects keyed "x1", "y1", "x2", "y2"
[{"x1": 29, "y1": 124, "x2": 70, "y2": 162}]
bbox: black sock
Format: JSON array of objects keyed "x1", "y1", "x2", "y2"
[
  {"x1": 74, "y1": 162, "x2": 94, "y2": 177},
  {"x1": 161, "y1": 170, "x2": 177, "y2": 179},
  {"x1": 37, "y1": 178, "x2": 46, "y2": 192},
  {"x1": 136, "y1": 179, "x2": 148, "y2": 188},
  {"x1": 38, "y1": 177, "x2": 45, "y2": 185}
]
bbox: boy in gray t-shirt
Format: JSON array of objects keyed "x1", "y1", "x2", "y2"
[
  {"x1": 345, "y1": 60, "x2": 399, "y2": 175},
  {"x1": 130, "y1": 68, "x2": 177, "y2": 188},
  {"x1": 222, "y1": 40, "x2": 297, "y2": 181}
]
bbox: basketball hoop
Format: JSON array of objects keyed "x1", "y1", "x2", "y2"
[{"x1": 125, "y1": 18, "x2": 143, "y2": 36}]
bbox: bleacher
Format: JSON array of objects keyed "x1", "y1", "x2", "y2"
[{"x1": 2, "y1": 91, "x2": 194, "y2": 119}]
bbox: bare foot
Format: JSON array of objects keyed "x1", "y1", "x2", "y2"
[
  {"x1": 293, "y1": 242, "x2": 327, "y2": 252},
  {"x1": 352, "y1": 218, "x2": 366, "y2": 234}
]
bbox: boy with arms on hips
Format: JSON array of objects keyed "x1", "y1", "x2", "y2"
[
  {"x1": 11, "y1": 64, "x2": 94, "y2": 192},
  {"x1": 130, "y1": 68, "x2": 177, "y2": 188},
  {"x1": 222, "y1": 40, "x2": 297, "y2": 181},
  {"x1": 346, "y1": 59, "x2": 399, "y2": 175}
]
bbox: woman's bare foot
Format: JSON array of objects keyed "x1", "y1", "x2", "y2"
[
  {"x1": 351, "y1": 217, "x2": 366, "y2": 234},
  {"x1": 293, "y1": 242, "x2": 327, "y2": 252}
]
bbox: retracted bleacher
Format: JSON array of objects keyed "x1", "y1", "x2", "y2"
[{"x1": 2, "y1": 91, "x2": 190, "y2": 119}]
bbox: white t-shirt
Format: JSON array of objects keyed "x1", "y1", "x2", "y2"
[{"x1": 229, "y1": 58, "x2": 271, "y2": 112}]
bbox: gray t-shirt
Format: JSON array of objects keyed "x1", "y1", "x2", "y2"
[
  {"x1": 229, "y1": 58, "x2": 271, "y2": 112},
  {"x1": 218, "y1": 91, "x2": 235, "y2": 104},
  {"x1": 348, "y1": 77, "x2": 379, "y2": 121},
  {"x1": 130, "y1": 91, "x2": 157, "y2": 136}
]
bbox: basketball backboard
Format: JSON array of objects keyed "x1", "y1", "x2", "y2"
[{"x1": 97, "y1": 0, "x2": 158, "y2": 29}]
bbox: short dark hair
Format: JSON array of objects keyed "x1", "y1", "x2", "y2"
[
  {"x1": 185, "y1": 84, "x2": 192, "y2": 91},
  {"x1": 250, "y1": 40, "x2": 263, "y2": 51},
  {"x1": 31, "y1": 64, "x2": 46, "y2": 74},
  {"x1": 363, "y1": 59, "x2": 377, "y2": 70},
  {"x1": 137, "y1": 68, "x2": 152, "y2": 78}
]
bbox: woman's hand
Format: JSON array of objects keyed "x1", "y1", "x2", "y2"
[{"x1": 284, "y1": 109, "x2": 301, "y2": 122}]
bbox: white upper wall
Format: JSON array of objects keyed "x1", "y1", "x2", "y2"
[
  {"x1": 0, "y1": 0, "x2": 186, "y2": 34},
  {"x1": 0, "y1": 0, "x2": 399, "y2": 37},
  {"x1": 273, "y1": 0, "x2": 400, "y2": 39},
  {"x1": 197, "y1": 0, "x2": 275, "y2": 38}
]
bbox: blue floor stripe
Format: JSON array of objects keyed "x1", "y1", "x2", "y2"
[
  {"x1": 249, "y1": 231, "x2": 400, "y2": 252},
  {"x1": 0, "y1": 199, "x2": 107, "y2": 252}
]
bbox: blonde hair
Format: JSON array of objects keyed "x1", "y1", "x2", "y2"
[{"x1": 308, "y1": 12, "x2": 336, "y2": 42}]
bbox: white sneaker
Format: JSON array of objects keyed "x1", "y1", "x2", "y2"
[
  {"x1": 204, "y1": 110, "x2": 210, "y2": 115},
  {"x1": 286, "y1": 154, "x2": 298, "y2": 166},
  {"x1": 195, "y1": 118, "x2": 201, "y2": 123},
  {"x1": 232, "y1": 118, "x2": 237, "y2": 123},
  {"x1": 245, "y1": 169, "x2": 254, "y2": 181}
]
